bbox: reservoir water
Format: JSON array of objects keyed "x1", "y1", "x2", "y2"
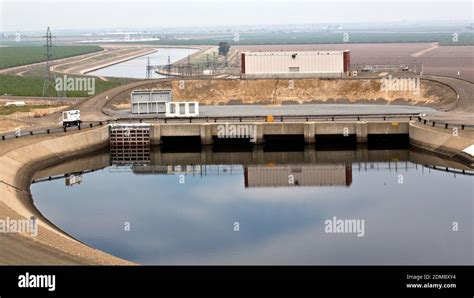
[
  {"x1": 88, "y1": 47, "x2": 199, "y2": 79},
  {"x1": 30, "y1": 146, "x2": 473, "y2": 265}
]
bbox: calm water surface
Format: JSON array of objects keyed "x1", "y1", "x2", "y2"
[
  {"x1": 31, "y1": 147, "x2": 473, "y2": 265},
  {"x1": 88, "y1": 47, "x2": 199, "y2": 78}
]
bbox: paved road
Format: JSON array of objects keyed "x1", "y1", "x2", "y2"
[
  {"x1": 192, "y1": 104, "x2": 434, "y2": 117},
  {"x1": 112, "y1": 103, "x2": 436, "y2": 118},
  {"x1": 423, "y1": 75, "x2": 474, "y2": 124}
]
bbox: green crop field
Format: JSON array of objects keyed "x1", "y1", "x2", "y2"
[
  {"x1": 0, "y1": 45, "x2": 103, "y2": 69},
  {"x1": 0, "y1": 104, "x2": 53, "y2": 116},
  {"x1": 0, "y1": 74, "x2": 123, "y2": 97}
]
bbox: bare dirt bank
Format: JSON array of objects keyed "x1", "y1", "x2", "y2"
[{"x1": 107, "y1": 78, "x2": 457, "y2": 110}]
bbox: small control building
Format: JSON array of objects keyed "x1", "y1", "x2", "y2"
[{"x1": 131, "y1": 89, "x2": 172, "y2": 114}]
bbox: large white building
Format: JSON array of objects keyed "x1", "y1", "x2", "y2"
[{"x1": 240, "y1": 50, "x2": 350, "y2": 78}]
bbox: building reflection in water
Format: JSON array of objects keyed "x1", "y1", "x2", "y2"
[{"x1": 32, "y1": 145, "x2": 473, "y2": 187}]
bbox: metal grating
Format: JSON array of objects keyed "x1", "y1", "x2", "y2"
[
  {"x1": 110, "y1": 125, "x2": 151, "y2": 148},
  {"x1": 110, "y1": 124, "x2": 151, "y2": 164},
  {"x1": 110, "y1": 147, "x2": 151, "y2": 165}
]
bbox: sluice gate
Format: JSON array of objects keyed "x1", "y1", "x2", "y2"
[{"x1": 110, "y1": 124, "x2": 151, "y2": 164}]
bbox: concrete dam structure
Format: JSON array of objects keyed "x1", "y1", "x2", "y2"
[
  {"x1": 110, "y1": 121, "x2": 409, "y2": 145},
  {"x1": 109, "y1": 120, "x2": 474, "y2": 167}
]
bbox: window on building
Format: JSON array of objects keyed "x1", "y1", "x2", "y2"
[
  {"x1": 289, "y1": 67, "x2": 300, "y2": 73},
  {"x1": 169, "y1": 103, "x2": 176, "y2": 114},
  {"x1": 179, "y1": 103, "x2": 186, "y2": 114}
]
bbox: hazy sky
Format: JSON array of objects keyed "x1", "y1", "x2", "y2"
[{"x1": 1, "y1": 0, "x2": 472, "y2": 32}]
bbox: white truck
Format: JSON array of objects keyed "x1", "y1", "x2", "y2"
[{"x1": 62, "y1": 110, "x2": 82, "y2": 127}]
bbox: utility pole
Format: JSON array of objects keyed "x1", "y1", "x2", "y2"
[
  {"x1": 187, "y1": 55, "x2": 191, "y2": 76},
  {"x1": 167, "y1": 55, "x2": 171, "y2": 75}
]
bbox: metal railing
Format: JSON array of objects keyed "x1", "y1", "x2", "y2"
[
  {"x1": 416, "y1": 117, "x2": 474, "y2": 130},
  {"x1": 31, "y1": 168, "x2": 104, "y2": 184},
  {"x1": 0, "y1": 180, "x2": 30, "y2": 193},
  {"x1": 3, "y1": 113, "x2": 472, "y2": 141},
  {"x1": 1, "y1": 121, "x2": 109, "y2": 141},
  {"x1": 113, "y1": 113, "x2": 422, "y2": 125},
  {"x1": 423, "y1": 165, "x2": 474, "y2": 176}
]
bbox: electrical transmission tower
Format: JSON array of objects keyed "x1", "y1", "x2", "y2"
[
  {"x1": 42, "y1": 27, "x2": 61, "y2": 98},
  {"x1": 146, "y1": 56, "x2": 153, "y2": 79}
]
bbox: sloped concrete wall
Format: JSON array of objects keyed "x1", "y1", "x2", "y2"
[
  {"x1": 409, "y1": 123, "x2": 474, "y2": 166},
  {"x1": 0, "y1": 126, "x2": 109, "y2": 241}
]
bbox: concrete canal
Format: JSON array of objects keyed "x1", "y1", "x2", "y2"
[{"x1": 30, "y1": 145, "x2": 473, "y2": 265}]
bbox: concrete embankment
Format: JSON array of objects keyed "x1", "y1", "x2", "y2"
[
  {"x1": 0, "y1": 126, "x2": 132, "y2": 265},
  {"x1": 409, "y1": 123, "x2": 474, "y2": 167},
  {"x1": 0, "y1": 119, "x2": 472, "y2": 264}
]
